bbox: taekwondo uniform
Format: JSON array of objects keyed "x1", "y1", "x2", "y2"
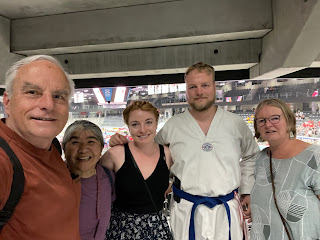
[{"x1": 156, "y1": 106, "x2": 260, "y2": 240}]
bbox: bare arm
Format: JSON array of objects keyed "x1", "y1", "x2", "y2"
[
  {"x1": 318, "y1": 194, "x2": 320, "y2": 200},
  {"x1": 100, "y1": 145, "x2": 125, "y2": 173},
  {"x1": 162, "y1": 145, "x2": 173, "y2": 197},
  {"x1": 100, "y1": 150, "x2": 115, "y2": 171},
  {"x1": 164, "y1": 182, "x2": 173, "y2": 198}
]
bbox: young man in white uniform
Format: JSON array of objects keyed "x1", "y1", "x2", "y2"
[{"x1": 110, "y1": 62, "x2": 260, "y2": 240}]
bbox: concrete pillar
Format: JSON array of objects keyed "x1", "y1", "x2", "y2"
[{"x1": 251, "y1": 0, "x2": 320, "y2": 79}]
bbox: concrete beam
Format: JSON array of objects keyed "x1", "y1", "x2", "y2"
[
  {"x1": 0, "y1": 0, "x2": 178, "y2": 19},
  {"x1": 11, "y1": 0, "x2": 272, "y2": 55},
  {"x1": 54, "y1": 39, "x2": 261, "y2": 79},
  {"x1": 251, "y1": 0, "x2": 320, "y2": 79},
  {"x1": 250, "y1": 65, "x2": 304, "y2": 80},
  {"x1": 0, "y1": 16, "x2": 22, "y2": 87}
]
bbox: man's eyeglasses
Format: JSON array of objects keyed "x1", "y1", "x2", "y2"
[{"x1": 256, "y1": 115, "x2": 281, "y2": 127}]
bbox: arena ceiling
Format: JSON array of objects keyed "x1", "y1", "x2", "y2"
[{"x1": 0, "y1": 0, "x2": 320, "y2": 88}]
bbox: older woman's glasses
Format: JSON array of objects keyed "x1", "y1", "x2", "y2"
[{"x1": 256, "y1": 115, "x2": 281, "y2": 127}]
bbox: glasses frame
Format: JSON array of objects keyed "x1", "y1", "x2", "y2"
[{"x1": 256, "y1": 114, "x2": 281, "y2": 127}]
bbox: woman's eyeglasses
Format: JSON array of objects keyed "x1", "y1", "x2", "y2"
[{"x1": 256, "y1": 115, "x2": 281, "y2": 127}]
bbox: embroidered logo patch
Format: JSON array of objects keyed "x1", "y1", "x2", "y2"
[{"x1": 202, "y1": 143, "x2": 213, "y2": 152}]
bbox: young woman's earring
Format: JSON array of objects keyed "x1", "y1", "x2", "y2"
[{"x1": 289, "y1": 131, "x2": 294, "y2": 139}]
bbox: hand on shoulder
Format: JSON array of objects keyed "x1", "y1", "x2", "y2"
[{"x1": 109, "y1": 133, "x2": 128, "y2": 147}]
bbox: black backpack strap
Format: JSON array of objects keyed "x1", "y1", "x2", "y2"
[
  {"x1": 101, "y1": 166, "x2": 114, "y2": 187},
  {"x1": 0, "y1": 137, "x2": 25, "y2": 231},
  {"x1": 52, "y1": 137, "x2": 62, "y2": 155}
]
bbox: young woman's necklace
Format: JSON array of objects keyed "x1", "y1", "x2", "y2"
[{"x1": 135, "y1": 143, "x2": 157, "y2": 157}]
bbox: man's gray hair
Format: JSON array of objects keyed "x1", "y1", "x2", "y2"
[{"x1": 5, "y1": 55, "x2": 74, "y2": 99}]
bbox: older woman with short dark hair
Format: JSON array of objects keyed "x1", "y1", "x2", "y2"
[
  {"x1": 63, "y1": 120, "x2": 115, "y2": 240},
  {"x1": 250, "y1": 98, "x2": 320, "y2": 240}
]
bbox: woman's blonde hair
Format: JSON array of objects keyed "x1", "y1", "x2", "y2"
[{"x1": 254, "y1": 98, "x2": 296, "y2": 139}]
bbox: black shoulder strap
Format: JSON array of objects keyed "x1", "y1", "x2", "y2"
[
  {"x1": 159, "y1": 144, "x2": 166, "y2": 162},
  {"x1": 101, "y1": 166, "x2": 114, "y2": 187},
  {"x1": 0, "y1": 137, "x2": 25, "y2": 231},
  {"x1": 52, "y1": 137, "x2": 62, "y2": 155}
]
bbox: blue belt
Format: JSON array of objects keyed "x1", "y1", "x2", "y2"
[{"x1": 172, "y1": 184, "x2": 237, "y2": 240}]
